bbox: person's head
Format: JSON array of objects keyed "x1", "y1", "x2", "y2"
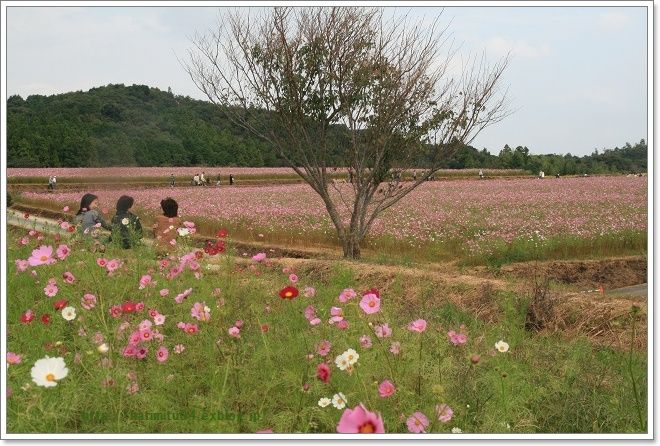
[
  {"x1": 160, "y1": 197, "x2": 178, "y2": 218},
  {"x1": 77, "y1": 193, "x2": 99, "y2": 215},
  {"x1": 116, "y1": 195, "x2": 134, "y2": 213}
]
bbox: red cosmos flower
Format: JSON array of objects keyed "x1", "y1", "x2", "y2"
[
  {"x1": 363, "y1": 288, "x2": 380, "y2": 299},
  {"x1": 41, "y1": 314, "x2": 51, "y2": 325},
  {"x1": 20, "y1": 309, "x2": 35, "y2": 324},
  {"x1": 67, "y1": 225, "x2": 76, "y2": 233},
  {"x1": 121, "y1": 302, "x2": 136, "y2": 313},
  {"x1": 317, "y1": 363, "x2": 331, "y2": 383},
  {"x1": 261, "y1": 324, "x2": 269, "y2": 333},
  {"x1": 53, "y1": 299, "x2": 68, "y2": 311},
  {"x1": 215, "y1": 240, "x2": 226, "y2": 253},
  {"x1": 23, "y1": 213, "x2": 30, "y2": 219},
  {"x1": 216, "y1": 229, "x2": 228, "y2": 238},
  {"x1": 279, "y1": 286, "x2": 299, "y2": 300}
]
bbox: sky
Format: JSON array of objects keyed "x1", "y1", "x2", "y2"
[{"x1": 6, "y1": 5, "x2": 648, "y2": 156}]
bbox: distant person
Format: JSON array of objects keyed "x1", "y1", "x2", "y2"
[
  {"x1": 52, "y1": 175, "x2": 57, "y2": 190},
  {"x1": 169, "y1": 174, "x2": 175, "y2": 187},
  {"x1": 479, "y1": 169, "x2": 484, "y2": 180},
  {"x1": 555, "y1": 173, "x2": 560, "y2": 179},
  {"x1": 216, "y1": 173, "x2": 222, "y2": 186},
  {"x1": 153, "y1": 197, "x2": 181, "y2": 254},
  {"x1": 47, "y1": 175, "x2": 54, "y2": 192},
  {"x1": 200, "y1": 172, "x2": 206, "y2": 186},
  {"x1": 413, "y1": 171, "x2": 417, "y2": 181},
  {"x1": 229, "y1": 174, "x2": 235, "y2": 186},
  {"x1": 110, "y1": 195, "x2": 143, "y2": 249},
  {"x1": 193, "y1": 173, "x2": 200, "y2": 186},
  {"x1": 74, "y1": 193, "x2": 112, "y2": 236}
]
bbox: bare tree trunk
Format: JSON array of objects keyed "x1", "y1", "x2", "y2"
[{"x1": 341, "y1": 230, "x2": 362, "y2": 259}]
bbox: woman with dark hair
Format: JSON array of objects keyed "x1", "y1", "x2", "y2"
[
  {"x1": 110, "y1": 195, "x2": 143, "y2": 249},
  {"x1": 74, "y1": 193, "x2": 112, "y2": 236},
  {"x1": 152, "y1": 197, "x2": 181, "y2": 253}
]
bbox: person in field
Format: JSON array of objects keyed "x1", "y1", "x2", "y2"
[
  {"x1": 193, "y1": 173, "x2": 200, "y2": 186},
  {"x1": 47, "y1": 175, "x2": 54, "y2": 191},
  {"x1": 170, "y1": 174, "x2": 175, "y2": 187},
  {"x1": 110, "y1": 195, "x2": 143, "y2": 249},
  {"x1": 229, "y1": 174, "x2": 235, "y2": 185},
  {"x1": 200, "y1": 172, "x2": 207, "y2": 186},
  {"x1": 153, "y1": 197, "x2": 181, "y2": 254},
  {"x1": 479, "y1": 169, "x2": 484, "y2": 180},
  {"x1": 74, "y1": 193, "x2": 112, "y2": 236}
]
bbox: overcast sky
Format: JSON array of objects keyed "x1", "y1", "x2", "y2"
[{"x1": 6, "y1": 5, "x2": 648, "y2": 156}]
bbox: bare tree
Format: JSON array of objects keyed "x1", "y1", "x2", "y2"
[{"x1": 184, "y1": 7, "x2": 510, "y2": 259}]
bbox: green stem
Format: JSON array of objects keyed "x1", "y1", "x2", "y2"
[{"x1": 628, "y1": 313, "x2": 646, "y2": 431}]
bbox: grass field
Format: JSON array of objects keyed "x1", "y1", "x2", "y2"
[{"x1": 5, "y1": 225, "x2": 648, "y2": 434}]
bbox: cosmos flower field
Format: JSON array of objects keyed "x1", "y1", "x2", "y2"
[
  {"x1": 4, "y1": 223, "x2": 648, "y2": 434},
  {"x1": 18, "y1": 175, "x2": 648, "y2": 263}
]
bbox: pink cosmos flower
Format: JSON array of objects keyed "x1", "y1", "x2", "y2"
[
  {"x1": 160, "y1": 288, "x2": 169, "y2": 297},
  {"x1": 96, "y1": 258, "x2": 108, "y2": 268},
  {"x1": 138, "y1": 319, "x2": 153, "y2": 332},
  {"x1": 92, "y1": 331, "x2": 105, "y2": 345},
  {"x1": 374, "y1": 323, "x2": 392, "y2": 338},
  {"x1": 110, "y1": 305, "x2": 122, "y2": 318},
  {"x1": 338, "y1": 288, "x2": 357, "y2": 303},
  {"x1": 317, "y1": 340, "x2": 332, "y2": 356},
  {"x1": 62, "y1": 271, "x2": 75, "y2": 284},
  {"x1": 408, "y1": 319, "x2": 427, "y2": 333},
  {"x1": 44, "y1": 283, "x2": 58, "y2": 297},
  {"x1": 56, "y1": 245, "x2": 71, "y2": 260},
  {"x1": 359, "y1": 335, "x2": 372, "y2": 348},
  {"x1": 81, "y1": 293, "x2": 97, "y2": 310},
  {"x1": 128, "y1": 331, "x2": 142, "y2": 345},
  {"x1": 378, "y1": 380, "x2": 396, "y2": 398},
  {"x1": 175, "y1": 288, "x2": 193, "y2": 304},
  {"x1": 234, "y1": 320, "x2": 244, "y2": 328},
  {"x1": 174, "y1": 344, "x2": 185, "y2": 354},
  {"x1": 336, "y1": 404, "x2": 385, "y2": 433},
  {"x1": 304, "y1": 287, "x2": 316, "y2": 297},
  {"x1": 435, "y1": 404, "x2": 454, "y2": 422},
  {"x1": 123, "y1": 345, "x2": 138, "y2": 357},
  {"x1": 389, "y1": 341, "x2": 401, "y2": 355},
  {"x1": 288, "y1": 273, "x2": 298, "y2": 283},
  {"x1": 252, "y1": 252, "x2": 266, "y2": 262},
  {"x1": 304, "y1": 305, "x2": 316, "y2": 321},
  {"x1": 154, "y1": 313, "x2": 166, "y2": 325},
  {"x1": 256, "y1": 429, "x2": 273, "y2": 433},
  {"x1": 156, "y1": 346, "x2": 169, "y2": 363},
  {"x1": 329, "y1": 306, "x2": 344, "y2": 323},
  {"x1": 406, "y1": 412, "x2": 429, "y2": 433},
  {"x1": 106, "y1": 259, "x2": 121, "y2": 273},
  {"x1": 135, "y1": 302, "x2": 144, "y2": 311},
  {"x1": 19, "y1": 237, "x2": 29, "y2": 246},
  {"x1": 136, "y1": 348, "x2": 148, "y2": 360},
  {"x1": 127, "y1": 382, "x2": 140, "y2": 395},
  {"x1": 447, "y1": 330, "x2": 468, "y2": 345},
  {"x1": 309, "y1": 317, "x2": 322, "y2": 326},
  {"x1": 191, "y1": 302, "x2": 211, "y2": 321},
  {"x1": 63, "y1": 206, "x2": 70, "y2": 212},
  {"x1": 139, "y1": 274, "x2": 152, "y2": 289},
  {"x1": 228, "y1": 326, "x2": 241, "y2": 338},
  {"x1": 28, "y1": 245, "x2": 56, "y2": 266},
  {"x1": 184, "y1": 323, "x2": 199, "y2": 334},
  {"x1": 60, "y1": 221, "x2": 70, "y2": 231},
  {"x1": 15, "y1": 259, "x2": 29, "y2": 272},
  {"x1": 7, "y1": 352, "x2": 22, "y2": 365},
  {"x1": 337, "y1": 320, "x2": 350, "y2": 330},
  {"x1": 359, "y1": 293, "x2": 380, "y2": 314}
]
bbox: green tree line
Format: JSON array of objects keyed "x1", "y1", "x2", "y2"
[{"x1": 7, "y1": 83, "x2": 647, "y2": 174}]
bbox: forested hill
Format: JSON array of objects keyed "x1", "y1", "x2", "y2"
[{"x1": 7, "y1": 83, "x2": 647, "y2": 174}]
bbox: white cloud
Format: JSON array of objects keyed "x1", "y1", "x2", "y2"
[{"x1": 597, "y1": 12, "x2": 633, "y2": 31}]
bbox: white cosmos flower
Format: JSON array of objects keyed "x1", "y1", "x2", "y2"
[
  {"x1": 318, "y1": 397, "x2": 331, "y2": 408},
  {"x1": 121, "y1": 218, "x2": 129, "y2": 225},
  {"x1": 451, "y1": 427, "x2": 463, "y2": 433},
  {"x1": 97, "y1": 343, "x2": 109, "y2": 354},
  {"x1": 343, "y1": 348, "x2": 359, "y2": 365},
  {"x1": 331, "y1": 392, "x2": 347, "y2": 410},
  {"x1": 177, "y1": 227, "x2": 190, "y2": 237},
  {"x1": 335, "y1": 353, "x2": 349, "y2": 370},
  {"x1": 62, "y1": 306, "x2": 76, "y2": 321},
  {"x1": 31, "y1": 356, "x2": 69, "y2": 387},
  {"x1": 495, "y1": 340, "x2": 509, "y2": 353}
]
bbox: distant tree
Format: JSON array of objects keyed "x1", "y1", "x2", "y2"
[{"x1": 185, "y1": 7, "x2": 510, "y2": 258}]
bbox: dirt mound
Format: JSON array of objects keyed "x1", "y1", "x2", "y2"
[{"x1": 499, "y1": 257, "x2": 647, "y2": 290}]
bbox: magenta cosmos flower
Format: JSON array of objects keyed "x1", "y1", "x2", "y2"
[
  {"x1": 43, "y1": 283, "x2": 58, "y2": 297},
  {"x1": 447, "y1": 330, "x2": 468, "y2": 345},
  {"x1": 359, "y1": 293, "x2": 380, "y2": 314},
  {"x1": 406, "y1": 411, "x2": 429, "y2": 433},
  {"x1": 337, "y1": 404, "x2": 385, "y2": 433},
  {"x1": 139, "y1": 274, "x2": 152, "y2": 289},
  {"x1": 378, "y1": 380, "x2": 396, "y2": 398},
  {"x1": 338, "y1": 288, "x2": 357, "y2": 303},
  {"x1": 28, "y1": 245, "x2": 56, "y2": 266},
  {"x1": 408, "y1": 319, "x2": 427, "y2": 333},
  {"x1": 316, "y1": 340, "x2": 332, "y2": 356},
  {"x1": 252, "y1": 252, "x2": 266, "y2": 262},
  {"x1": 62, "y1": 271, "x2": 75, "y2": 284},
  {"x1": 374, "y1": 323, "x2": 392, "y2": 338},
  {"x1": 81, "y1": 293, "x2": 97, "y2": 310},
  {"x1": 56, "y1": 244, "x2": 71, "y2": 261}
]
